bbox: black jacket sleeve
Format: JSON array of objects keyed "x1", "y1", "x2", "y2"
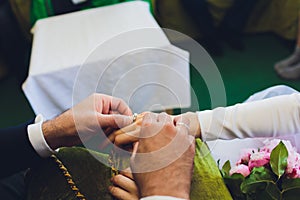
[{"x1": 0, "y1": 120, "x2": 44, "y2": 179}]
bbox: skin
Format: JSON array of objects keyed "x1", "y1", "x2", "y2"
[
  {"x1": 112, "y1": 112, "x2": 201, "y2": 148},
  {"x1": 42, "y1": 93, "x2": 133, "y2": 150},
  {"x1": 109, "y1": 168, "x2": 139, "y2": 200},
  {"x1": 110, "y1": 112, "x2": 196, "y2": 199}
]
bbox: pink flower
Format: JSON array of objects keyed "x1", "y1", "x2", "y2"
[
  {"x1": 262, "y1": 139, "x2": 295, "y2": 155},
  {"x1": 287, "y1": 167, "x2": 300, "y2": 178},
  {"x1": 237, "y1": 148, "x2": 255, "y2": 165},
  {"x1": 229, "y1": 164, "x2": 250, "y2": 177},
  {"x1": 263, "y1": 139, "x2": 300, "y2": 177},
  {"x1": 286, "y1": 151, "x2": 300, "y2": 178},
  {"x1": 248, "y1": 151, "x2": 270, "y2": 170}
]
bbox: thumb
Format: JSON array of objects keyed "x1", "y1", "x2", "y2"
[{"x1": 99, "y1": 114, "x2": 132, "y2": 129}]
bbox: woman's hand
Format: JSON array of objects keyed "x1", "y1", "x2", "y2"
[
  {"x1": 109, "y1": 168, "x2": 139, "y2": 200},
  {"x1": 174, "y1": 112, "x2": 201, "y2": 138}
]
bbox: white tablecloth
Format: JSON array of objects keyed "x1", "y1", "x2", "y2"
[{"x1": 23, "y1": 1, "x2": 191, "y2": 120}]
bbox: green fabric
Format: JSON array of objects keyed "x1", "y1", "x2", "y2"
[
  {"x1": 30, "y1": 0, "x2": 153, "y2": 26},
  {"x1": 191, "y1": 139, "x2": 232, "y2": 199},
  {"x1": 26, "y1": 139, "x2": 232, "y2": 200}
]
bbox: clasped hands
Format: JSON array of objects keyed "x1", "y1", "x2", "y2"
[{"x1": 42, "y1": 93, "x2": 199, "y2": 199}]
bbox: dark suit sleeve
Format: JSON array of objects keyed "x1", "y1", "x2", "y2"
[{"x1": 0, "y1": 120, "x2": 44, "y2": 179}]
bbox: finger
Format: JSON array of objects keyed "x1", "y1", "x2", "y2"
[
  {"x1": 175, "y1": 117, "x2": 190, "y2": 135},
  {"x1": 108, "y1": 186, "x2": 136, "y2": 200},
  {"x1": 100, "y1": 125, "x2": 140, "y2": 149},
  {"x1": 114, "y1": 128, "x2": 140, "y2": 147},
  {"x1": 111, "y1": 174, "x2": 138, "y2": 193},
  {"x1": 157, "y1": 112, "x2": 172, "y2": 124},
  {"x1": 99, "y1": 114, "x2": 133, "y2": 129},
  {"x1": 113, "y1": 121, "x2": 140, "y2": 136},
  {"x1": 110, "y1": 97, "x2": 133, "y2": 116},
  {"x1": 120, "y1": 168, "x2": 134, "y2": 180},
  {"x1": 142, "y1": 112, "x2": 157, "y2": 126}
]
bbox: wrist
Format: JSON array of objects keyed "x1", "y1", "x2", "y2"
[
  {"x1": 181, "y1": 112, "x2": 201, "y2": 138},
  {"x1": 42, "y1": 110, "x2": 77, "y2": 149},
  {"x1": 42, "y1": 119, "x2": 62, "y2": 150},
  {"x1": 138, "y1": 175, "x2": 190, "y2": 199},
  {"x1": 140, "y1": 186, "x2": 190, "y2": 200}
]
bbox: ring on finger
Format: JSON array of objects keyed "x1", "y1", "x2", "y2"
[
  {"x1": 176, "y1": 122, "x2": 190, "y2": 130},
  {"x1": 132, "y1": 113, "x2": 138, "y2": 123}
]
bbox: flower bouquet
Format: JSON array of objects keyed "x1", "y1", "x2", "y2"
[{"x1": 220, "y1": 139, "x2": 300, "y2": 199}]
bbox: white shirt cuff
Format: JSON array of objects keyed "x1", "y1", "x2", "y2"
[
  {"x1": 197, "y1": 110, "x2": 213, "y2": 141},
  {"x1": 141, "y1": 196, "x2": 186, "y2": 200},
  {"x1": 27, "y1": 115, "x2": 56, "y2": 158}
]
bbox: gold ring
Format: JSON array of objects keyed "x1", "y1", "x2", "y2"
[{"x1": 132, "y1": 113, "x2": 138, "y2": 123}]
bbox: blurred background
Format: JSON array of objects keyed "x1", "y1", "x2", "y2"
[{"x1": 0, "y1": 0, "x2": 300, "y2": 127}]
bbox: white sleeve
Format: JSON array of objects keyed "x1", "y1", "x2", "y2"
[
  {"x1": 27, "y1": 115, "x2": 56, "y2": 157},
  {"x1": 198, "y1": 93, "x2": 300, "y2": 141},
  {"x1": 141, "y1": 196, "x2": 185, "y2": 200}
]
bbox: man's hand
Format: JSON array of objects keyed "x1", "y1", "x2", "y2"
[
  {"x1": 42, "y1": 94, "x2": 132, "y2": 149},
  {"x1": 130, "y1": 112, "x2": 195, "y2": 199}
]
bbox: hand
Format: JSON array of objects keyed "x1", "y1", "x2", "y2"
[
  {"x1": 109, "y1": 168, "x2": 139, "y2": 200},
  {"x1": 112, "y1": 112, "x2": 201, "y2": 148},
  {"x1": 99, "y1": 112, "x2": 146, "y2": 149},
  {"x1": 42, "y1": 94, "x2": 133, "y2": 149},
  {"x1": 130, "y1": 112, "x2": 195, "y2": 199},
  {"x1": 174, "y1": 112, "x2": 201, "y2": 138}
]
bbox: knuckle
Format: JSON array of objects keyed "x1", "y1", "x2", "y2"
[
  {"x1": 113, "y1": 175, "x2": 122, "y2": 184},
  {"x1": 164, "y1": 122, "x2": 175, "y2": 131},
  {"x1": 143, "y1": 112, "x2": 152, "y2": 119},
  {"x1": 109, "y1": 186, "x2": 117, "y2": 194},
  {"x1": 114, "y1": 137, "x2": 121, "y2": 146}
]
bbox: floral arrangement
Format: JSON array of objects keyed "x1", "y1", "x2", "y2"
[{"x1": 219, "y1": 139, "x2": 300, "y2": 199}]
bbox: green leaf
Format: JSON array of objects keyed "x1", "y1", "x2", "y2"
[
  {"x1": 270, "y1": 141, "x2": 288, "y2": 178},
  {"x1": 282, "y1": 189, "x2": 300, "y2": 200},
  {"x1": 282, "y1": 178, "x2": 300, "y2": 191},
  {"x1": 223, "y1": 173, "x2": 245, "y2": 199},
  {"x1": 282, "y1": 178, "x2": 300, "y2": 200},
  {"x1": 261, "y1": 182, "x2": 281, "y2": 200},
  {"x1": 241, "y1": 167, "x2": 276, "y2": 194},
  {"x1": 221, "y1": 160, "x2": 231, "y2": 177}
]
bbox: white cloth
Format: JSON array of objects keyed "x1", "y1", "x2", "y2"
[
  {"x1": 199, "y1": 85, "x2": 300, "y2": 165},
  {"x1": 22, "y1": 1, "x2": 190, "y2": 120}
]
